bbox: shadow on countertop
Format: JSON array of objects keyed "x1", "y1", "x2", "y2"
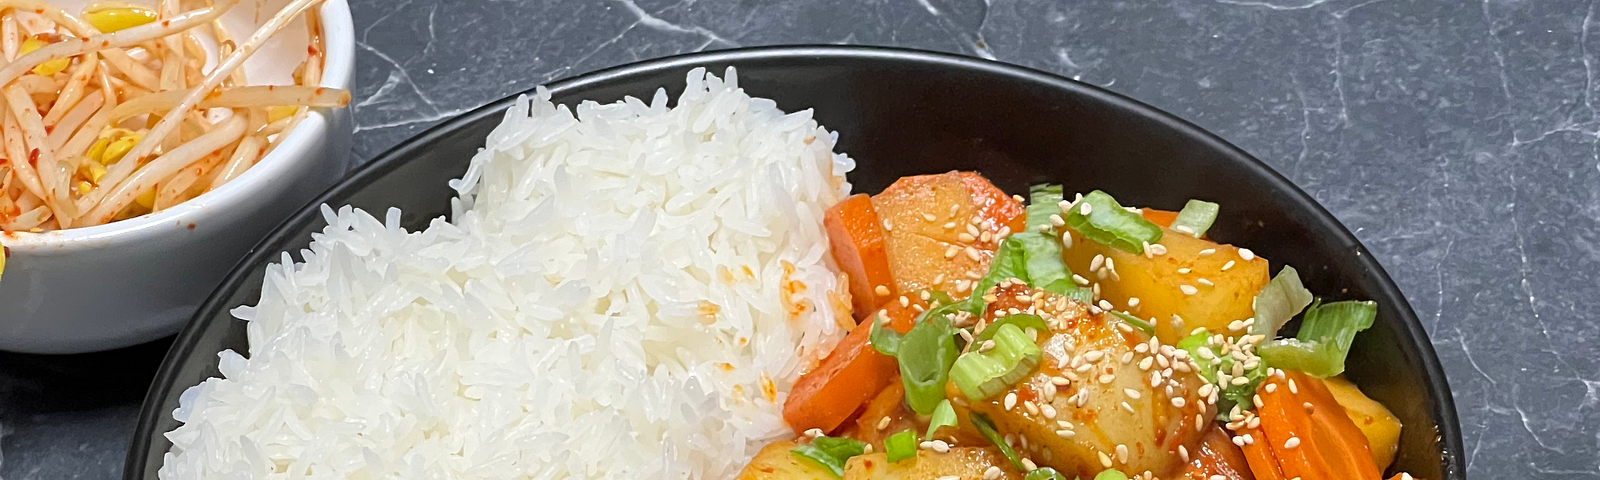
[{"x1": 0, "y1": 337, "x2": 173, "y2": 480}]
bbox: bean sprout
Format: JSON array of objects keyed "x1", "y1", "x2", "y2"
[{"x1": 0, "y1": 0, "x2": 347, "y2": 231}]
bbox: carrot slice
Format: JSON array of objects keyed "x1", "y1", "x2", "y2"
[
  {"x1": 1254, "y1": 371, "x2": 1383, "y2": 480},
  {"x1": 1240, "y1": 426, "x2": 1288, "y2": 480},
  {"x1": 825, "y1": 194, "x2": 896, "y2": 320},
  {"x1": 783, "y1": 297, "x2": 921, "y2": 434},
  {"x1": 1141, "y1": 208, "x2": 1180, "y2": 228},
  {"x1": 1181, "y1": 426, "x2": 1255, "y2": 480}
]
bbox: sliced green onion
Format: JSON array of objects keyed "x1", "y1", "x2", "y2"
[
  {"x1": 869, "y1": 311, "x2": 903, "y2": 356},
  {"x1": 1107, "y1": 310, "x2": 1156, "y2": 336},
  {"x1": 1013, "y1": 232, "x2": 1070, "y2": 287},
  {"x1": 1177, "y1": 332, "x2": 1264, "y2": 408},
  {"x1": 926, "y1": 399, "x2": 957, "y2": 439},
  {"x1": 975, "y1": 237, "x2": 1029, "y2": 298},
  {"x1": 884, "y1": 429, "x2": 918, "y2": 463},
  {"x1": 1170, "y1": 199, "x2": 1220, "y2": 237},
  {"x1": 950, "y1": 323, "x2": 1041, "y2": 401},
  {"x1": 971, "y1": 413, "x2": 1026, "y2": 471},
  {"x1": 973, "y1": 313, "x2": 1049, "y2": 345},
  {"x1": 791, "y1": 435, "x2": 867, "y2": 478},
  {"x1": 1093, "y1": 468, "x2": 1131, "y2": 480},
  {"x1": 1027, "y1": 184, "x2": 1065, "y2": 233},
  {"x1": 1251, "y1": 265, "x2": 1314, "y2": 337},
  {"x1": 1064, "y1": 190, "x2": 1163, "y2": 254},
  {"x1": 1176, "y1": 333, "x2": 1219, "y2": 383},
  {"x1": 898, "y1": 313, "x2": 959, "y2": 415},
  {"x1": 1259, "y1": 300, "x2": 1376, "y2": 377},
  {"x1": 1025, "y1": 467, "x2": 1071, "y2": 480},
  {"x1": 986, "y1": 232, "x2": 1094, "y2": 303}
]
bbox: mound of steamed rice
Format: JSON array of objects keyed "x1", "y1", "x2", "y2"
[{"x1": 160, "y1": 68, "x2": 856, "y2": 479}]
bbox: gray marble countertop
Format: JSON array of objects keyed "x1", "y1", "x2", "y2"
[{"x1": 2, "y1": 0, "x2": 1594, "y2": 478}]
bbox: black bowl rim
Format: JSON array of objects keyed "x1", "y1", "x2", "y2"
[{"x1": 125, "y1": 44, "x2": 1463, "y2": 479}]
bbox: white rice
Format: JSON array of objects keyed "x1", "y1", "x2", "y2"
[{"x1": 160, "y1": 67, "x2": 856, "y2": 479}]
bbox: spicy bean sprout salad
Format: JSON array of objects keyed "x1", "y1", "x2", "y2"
[
  {"x1": 742, "y1": 171, "x2": 1416, "y2": 480},
  {"x1": 0, "y1": 0, "x2": 349, "y2": 232}
]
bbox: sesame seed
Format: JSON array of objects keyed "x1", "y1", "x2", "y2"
[
  {"x1": 1098, "y1": 299, "x2": 1114, "y2": 311},
  {"x1": 1289, "y1": 379, "x2": 1299, "y2": 394},
  {"x1": 956, "y1": 279, "x2": 971, "y2": 292},
  {"x1": 980, "y1": 340, "x2": 996, "y2": 352},
  {"x1": 944, "y1": 245, "x2": 960, "y2": 259},
  {"x1": 1232, "y1": 436, "x2": 1246, "y2": 447},
  {"x1": 1005, "y1": 392, "x2": 1018, "y2": 410},
  {"x1": 1128, "y1": 297, "x2": 1141, "y2": 307},
  {"x1": 1050, "y1": 214, "x2": 1066, "y2": 227},
  {"x1": 1180, "y1": 285, "x2": 1199, "y2": 295},
  {"x1": 1056, "y1": 429, "x2": 1076, "y2": 438},
  {"x1": 804, "y1": 428, "x2": 824, "y2": 438},
  {"x1": 882, "y1": 219, "x2": 893, "y2": 231},
  {"x1": 875, "y1": 285, "x2": 891, "y2": 296},
  {"x1": 996, "y1": 226, "x2": 1012, "y2": 239},
  {"x1": 984, "y1": 466, "x2": 1003, "y2": 480},
  {"x1": 1105, "y1": 257, "x2": 1116, "y2": 272},
  {"x1": 1179, "y1": 445, "x2": 1190, "y2": 462},
  {"x1": 899, "y1": 296, "x2": 911, "y2": 307},
  {"x1": 1265, "y1": 383, "x2": 1278, "y2": 393},
  {"x1": 1062, "y1": 231, "x2": 1073, "y2": 249},
  {"x1": 864, "y1": 444, "x2": 874, "y2": 454},
  {"x1": 1197, "y1": 278, "x2": 1214, "y2": 287},
  {"x1": 1284, "y1": 437, "x2": 1301, "y2": 449},
  {"x1": 922, "y1": 213, "x2": 938, "y2": 222},
  {"x1": 959, "y1": 329, "x2": 975, "y2": 343},
  {"x1": 1090, "y1": 254, "x2": 1105, "y2": 271},
  {"x1": 1025, "y1": 400, "x2": 1040, "y2": 415},
  {"x1": 1099, "y1": 374, "x2": 1117, "y2": 384},
  {"x1": 965, "y1": 246, "x2": 982, "y2": 261},
  {"x1": 1139, "y1": 357, "x2": 1154, "y2": 370},
  {"x1": 1240, "y1": 248, "x2": 1256, "y2": 261},
  {"x1": 1124, "y1": 388, "x2": 1143, "y2": 399},
  {"x1": 1081, "y1": 203, "x2": 1094, "y2": 216},
  {"x1": 1042, "y1": 404, "x2": 1057, "y2": 418},
  {"x1": 1098, "y1": 451, "x2": 1113, "y2": 468},
  {"x1": 1171, "y1": 397, "x2": 1187, "y2": 408},
  {"x1": 1253, "y1": 394, "x2": 1265, "y2": 409},
  {"x1": 877, "y1": 416, "x2": 891, "y2": 430},
  {"x1": 932, "y1": 440, "x2": 950, "y2": 453},
  {"x1": 1073, "y1": 274, "x2": 1090, "y2": 286},
  {"x1": 1021, "y1": 458, "x2": 1038, "y2": 471},
  {"x1": 1304, "y1": 402, "x2": 1316, "y2": 413},
  {"x1": 1149, "y1": 243, "x2": 1168, "y2": 255},
  {"x1": 1116, "y1": 444, "x2": 1129, "y2": 463},
  {"x1": 1175, "y1": 225, "x2": 1196, "y2": 235},
  {"x1": 1222, "y1": 260, "x2": 1236, "y2": 271},
  {"x1": 1051, "y1": 376, "x2": 1071, "y2": 386},
  {"x1": 1120, "y1": 402, "x2": 1135, "y2": 413},
  {"x1": 1177, "y1": 267, "x2": 1192, "y2": 274},
  {"x1": 958, "y1": 232, "x2": 976, "y2": 243},
  {"x1": 1198, "y1": 248, "x2": 1216, "y2": 256},
  {"x1": 980, "y1": 231, "x2": 993, "y2": 243},
  {"x1": 1084, "y1": 350, "x2": 1105, "y2": 362}
]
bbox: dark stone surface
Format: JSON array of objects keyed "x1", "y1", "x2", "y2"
[{"x1": 3, "y1": 0, "x2": 1596, "y2": 478}]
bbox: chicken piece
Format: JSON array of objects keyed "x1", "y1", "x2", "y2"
[
  {"x1": 953, "y1": 284, "x2": 1216, "y2": 479},
  {"x1": 871, "y1": 171, "x2": 1024, "y2": 296}
]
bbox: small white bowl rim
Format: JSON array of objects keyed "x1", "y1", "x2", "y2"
[{"x1": 3, "y1": 0, "x2": 354, "y2": 253}]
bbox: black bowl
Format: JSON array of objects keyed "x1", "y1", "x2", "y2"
[{"x1": 126, "y1": 46, "x2": 1463, "y2": 479}]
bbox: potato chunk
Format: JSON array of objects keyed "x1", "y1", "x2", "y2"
[
  {"x1": 1061, "y1": 226, "x2": 1268, "y2": 343},
  {"x1": 843, "y1": 448, "x2": 1022, "y2": 480},
  {"x1": 736, "y1": 440, "x2": 834, "y2": 480}
]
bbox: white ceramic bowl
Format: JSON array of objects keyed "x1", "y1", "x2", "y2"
[{"x1": 0, "y1": 0, "x2": 355, "y2": 354}]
